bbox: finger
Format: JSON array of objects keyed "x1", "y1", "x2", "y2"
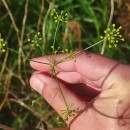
[
  {"x1": 30, "y1": 52, "x2": 119, "y2": 88},
  {"x1": 56, "y1": 71, "x2": 101, "y2": 90},
  {"x1": 30, "y1": 53, "x2": 68, "y2": 73},
  {"x1": 30, "y1": 52, "x2": 118, "y2": 78},
  {"x1": 48, "y1": 128, "x2": 70, "y2": 130},
  {"x1": 57, "y1": 72, "x2": 83, "y2": 84},
  {"x1": 30, "y1": 72, "x2": 86, "y2": 124}
]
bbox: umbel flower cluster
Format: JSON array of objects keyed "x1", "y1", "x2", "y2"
[
  {"x1": 27, "y1": 32, "x2": 42, "y2": 47},
  {"x1": 56, "y1": 103, "x2": 80, "y2": 121},
  {"x1": 51, "y1": 9, "x2": 68, "y2": 23},
  {"x1": 100, "y1": 24, "x2": 124, "y2": 48}
]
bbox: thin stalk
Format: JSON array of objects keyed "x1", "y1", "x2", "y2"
[
  {"x1": 7, "y1": 48, "x2": 50, "y2": 65},
  {"x1": 32, "y1": 96, "x2": 42, "y2": 106},
  {"x1": 79, "y1": 39, "x2": 104, "y2": 53},
  {"x1": 53, "y1": 70, "x2": 68, "y2": 110},
  {"x1": 52, "y1": 21, "x2": 60, "y2": 53},
  {"x1": 37, "y1": 45, "x2": 51, "y2": 62},
  {"x1": 55, "y1": 40, "x2": 104, "y2": 65},
  {"x1": 51, "y1": 21, "x2": 60, "y2": 63},
  {"x1": 42, "y1": 2, "x2": 53, "y2": 49}
]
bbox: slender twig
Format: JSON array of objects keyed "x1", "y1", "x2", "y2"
[
  {"x1": 9, "y1": 98, "x2": 53, "y2": 128},
  {"x1": 83, "y1": 40, "x2": 104, "y2": 51},
  {"x1": 37, "y1": 0, "x2": 44, "y2": 32},
  {"x1": 21, "y1": 0, "x2": 29, "y2": 83},
  {"x1": 52, "y1": 21, "x2": 60, "y2": 52},
  {"x1": 42, "y1": 2, "x2": 53, "y2": 49},
  {"x1": 1, "y1": 0, "x2": 19, "y2": 33},
  {"x1": 7, "y1": 48, "x2": 50, "y2": 65},
  {"x1": 37, "y1": 45, "x2": 51, "y2": 62},
  {"x1": 1, "y1": 0, "x2": 23, "y2": 78},
  {"x1": 100, "y1": 0, "x2": 114, "y2": 54},
  {"x1": 0, "y1": 13, "x2": 8, "y2": 21},
  {"x1": 5, "y1": 65, "x2": 25, "y2": 86},
  {"x1": 0, "y1": 71, "x2": 11, "y2": 110},
  {"x1": 0, "y1": 60, "x2": 20, "y2": 109},
  {"x1": 51, "y1": 21, "x2": 60, "y2": 62},
  {"x1": 0, "y1": 123, "x2": 15, "y2": 130},
  {"x1": 5, "y1": 25, "x2": 13, "y2": 41},
  {"x1": 21, "y1": 0, "x2": 29, "y2": 43},
  {"x1": 53, "y1": 70, "x2": 68, "y2": 110},
  {"x1": 0, "y1": 47, "x2": 8, "y2": 80}
]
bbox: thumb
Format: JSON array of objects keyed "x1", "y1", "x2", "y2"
[{"x1": 30, "y1": 72, "x2": 85, "y2": 124}]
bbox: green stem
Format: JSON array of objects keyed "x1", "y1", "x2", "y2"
[
  {"x1": 55, "y1": 40, "x2": 104, "y2": 65},
  {"x1": 80, "y1": 39, "x2": 104, "y2": 53},
  {"x1": 51, "y1": 21, "x2": 60, "y2": 63},
  {"x1": 53, "y1": 69, "x2": 68, "y2": 110},
  {"x1": 52, "y1": 21, "x2": 60, "y2": 53},
  {"x1": 37, "y1": 45, "x2": 51, "y2": 63},
  {"x1": 7, "y1": 48, "x2": 50, "y2": 65},
  {"x1": 32, "y1": 96, "x2": 42, "y2": 106}
]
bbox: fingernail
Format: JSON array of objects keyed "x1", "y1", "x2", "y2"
[{"x1": 30, "y1": 76, "x2": 44, "y2": 94}]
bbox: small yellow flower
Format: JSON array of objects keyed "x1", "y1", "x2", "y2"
[
  {"x1": 100, "y1": 36, "x2": 103, "y2": 39},
  {"x1": 36, "y1": 43, "x2": 39, "y2": 47},
  {"x1": 62, "y1": 50, "x2": 64, "y2": 53},
  {"x1": 31, "y1": 44, "x2": 34, "y2": 47},
  {"x1": 112, "y1": 24, "x2": 115, "y2": 27},
  {"x1": 65, "y1": 49, "x2": 68, "y2": 52},
  {"x1": 121, "y1": 38, "x2": 124, "y2": 41},
  {"x1": 2, "y1": 43, "x2": 6, "y2": 46},
  {"x1": 2, "y1": 49, "x2": 6, "y2": 52},
  {"x1": 0, "y1": 35, "x2": 6, "y2": 53},
  {"x1": 27, "y1": 38, "x2": 30, "y2": 42},
  {"x1": 51, "y1": 45, "x2": 54, "y2": 49},
  {"x1": 104, "y1": 30, "x2": 107, "y2": 33},
  {"x1": 109, "y1": 44, "x2": 112, "y2": 48},
  {"x1": 0, "y1": 38, "x2": 3, "y2": 42}
]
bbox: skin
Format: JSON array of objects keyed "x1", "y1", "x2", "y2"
[{"x1": 30, "y1": 52, "x2": 130, "y2": 130}]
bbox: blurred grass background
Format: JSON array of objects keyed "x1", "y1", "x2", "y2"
[{"x1": 0, "y1": 0, "x2": 130, "y2": 129}]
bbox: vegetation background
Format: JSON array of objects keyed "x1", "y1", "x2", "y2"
[{"x1": 0, "y1": 0, "x2": 130, "y2": 129}]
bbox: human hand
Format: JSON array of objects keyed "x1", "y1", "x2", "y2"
[{"x1": 30, "y1": 52, "x2": 130, "y2": 130}]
